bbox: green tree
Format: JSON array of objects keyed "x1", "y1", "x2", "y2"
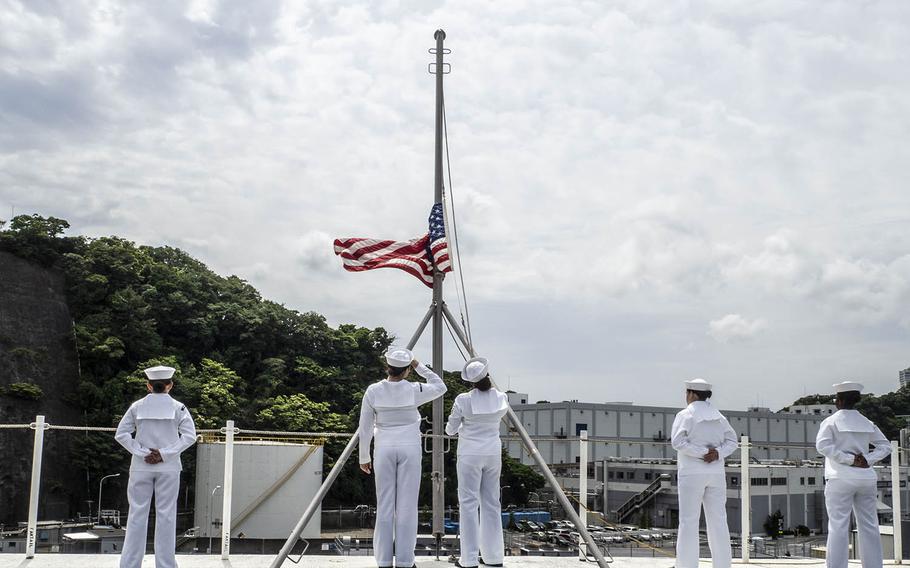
[
  {"x1": 188, "y1": 359, "x2": 244, "y2": 429},
  {"x1": 257, "y1": 394, "x2": 348, "y2": 432},
  {"x1": 764, "y1": 510, "x2": 784, "y2": 539},
  {"x1": 0, "y1": 214, "x2": 396, "y2": 511}
]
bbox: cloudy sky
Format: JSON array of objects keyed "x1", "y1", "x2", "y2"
[{"x1": 2, "y1": 0, "x2": 909, "y2": 411}]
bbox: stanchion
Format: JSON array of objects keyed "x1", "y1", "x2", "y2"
[
  {"x1": 26, "y1": 415, "x2": 46, "y2": 558},
  {"x1": 579, "y1": 429, "x2": 588, "y2": 560},
  {"x1": 221, "y1": 420, "x2": 237, "y2": 559},
  {"x1": 893, "y1": 441, "x2": 903, "y2": 564},
  {"x1": 741, "y1": 435, "x2": 750, "y2": 563}
]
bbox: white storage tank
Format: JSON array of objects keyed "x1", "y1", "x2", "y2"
[{"x1": 194, "y1": 438, "x2": 324, "y2": 539}]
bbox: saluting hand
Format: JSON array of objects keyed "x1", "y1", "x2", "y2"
[
  {"x1": 360, "y1": 462, "x2": 372, "y2": 475},
  {"x1": 410, "y1": 359, "x2": 419, "y2": 369}
]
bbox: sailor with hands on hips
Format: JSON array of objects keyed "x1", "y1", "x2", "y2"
[
  {"x1": 359, "y1": 347, "x2": 447, "y2": 568},
  {"x1": 115, "y1": 365, "x2": 197, "y2": 568}
]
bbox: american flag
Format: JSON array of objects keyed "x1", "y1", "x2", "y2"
[{"x1": 333, "y1": 203, "x2": 452, "y2": 287}]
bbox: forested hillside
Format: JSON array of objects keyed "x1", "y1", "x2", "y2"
[
  {"x1": 0, "y1": 214, "x2": 542, "y2": 520},
  {"x1": 791, "y1": 389, "x2": 910, "y2": 441}
]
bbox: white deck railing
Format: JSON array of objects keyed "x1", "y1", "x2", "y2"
[{"x1": 3, "y1": 416, "x2": 906, "y2": 563}]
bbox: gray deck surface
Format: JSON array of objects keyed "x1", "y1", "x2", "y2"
[{"x1": 0, "y1": 555, "x2": 894, "y2": 568}]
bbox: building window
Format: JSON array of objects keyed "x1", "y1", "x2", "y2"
[
  {"x1": 644, "y1": 472, "x2": 652, "y2": 480},
  {"x1": 521, "y1": 399, "x2": 527, "y2": 404},
  {"x1": 807, "y1": 477, "x2": 816, "y2": 485},
  {"x1": 771, "y1": 477, "x2": 787, "y2": 486},
  {"x1": 617, "y1": 472, "x2": 624, "y2": 480},
  {"x1": 730, "y1": 476, "x2": 739, "y2": 486},
  {"x1": 608, "y1": 471, "x2": 614, "y2": 479},
  {"x1": 576, "y1": 423, "x2": 588, "y2": 436},
  {"x1": 800, "y1": 477, "x2": 805, "y2": 485},
  {"x1": 628, "y1": 472, "x2": 635, "y2": 480},
  {"x1": 750, "y1": 478, "x2": 769, "y2": 486}
]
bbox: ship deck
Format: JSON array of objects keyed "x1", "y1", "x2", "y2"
[{"x1": 0, "y1": 556, "x2": 889, "y2": 568}]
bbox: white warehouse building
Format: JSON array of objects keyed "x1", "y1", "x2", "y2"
[
  {"x1": 501, "y1": 400, "x2": 910, "y2": 534},
  {"x1": 503, "y1": 400, "x2": 829, "y2": 465}
]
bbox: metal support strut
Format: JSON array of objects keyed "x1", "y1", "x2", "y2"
[{"x1": 441, "y1": 305, "x2": 611, "y2": 567}]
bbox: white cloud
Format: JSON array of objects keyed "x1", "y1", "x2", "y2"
[
  {"x1": 707, "y1": 314, "x2": 767, "y2": 344},
  {"x1": 2, "y1": 0, "x2": 910, "y2": 409}
]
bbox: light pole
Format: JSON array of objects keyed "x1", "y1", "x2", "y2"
[
  {"x1": 97, "y1": 474, "x2": 120, "y2": 525},
  {"x1": 500, "y1": 485, "x2": 511, "y2": 506},
  {"x1": 208, "y1": 485, "x2": 222, "y2": 554}
]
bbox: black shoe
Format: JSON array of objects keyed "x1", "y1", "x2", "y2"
[
  {"x1": 455, "y1": 562, "x2": 479, "y2": 568},
  {"x1": 480, "y1": 560, "x2": 503, "y2": 567}
]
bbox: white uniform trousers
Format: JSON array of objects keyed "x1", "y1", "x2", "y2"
[
  {"x1": 120, "y1": 471, "x2": 180, "y2": 568},
  {"x1": 676, "y1": 473, "x2": 731, "y2": 568},
  {"x1": 456, "y1": 454, "x2": 504, "y2": 567},
  {"x1": 825, "y1": 478, "x2": 882, "y2": 568},
  {"x1": 374, "y1": 444, "x2": 422, "y2": 567}
]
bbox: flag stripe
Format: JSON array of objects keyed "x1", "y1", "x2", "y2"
[{"x1": 333, "y1": 203, "x2": 452, "y2": 287}]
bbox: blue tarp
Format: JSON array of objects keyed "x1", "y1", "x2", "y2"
[
  {"x1": 445, "y1": 511, "x2": 551, "y2": 531},
  {"x1": 501, "y1": 510, "x2": 552, "y2": 528}
]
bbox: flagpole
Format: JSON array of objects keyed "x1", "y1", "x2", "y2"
[{"x1": 430, "y1": 27, "x2": 447, "y2": 555}]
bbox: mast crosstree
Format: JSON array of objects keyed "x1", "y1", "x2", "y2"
[{"x1": 270, "y1": 30, "x2": 611, "y2": 568}]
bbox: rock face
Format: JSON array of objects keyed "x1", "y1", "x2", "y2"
[{"x1": 0, "y1": 251, "x2": 83, "y2": 523}]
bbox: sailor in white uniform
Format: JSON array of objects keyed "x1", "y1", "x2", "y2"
[
  {"x1": 115, "y1": 365, "x2": 197, "y2": 568},
  {"x1": 816, "y1": 381, "x2": 889, "y2": 568},
  {"x1": 671, "y1": 378, "x2": 737, "y2": 568},
  {"x1": 359, "y1": 347, "x2": 447, "y2": 568},
  {"x1": 445, "y1": 357, "x2": 509, "y2": 568}
]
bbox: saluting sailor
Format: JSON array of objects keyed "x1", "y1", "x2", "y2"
[
  {"x1": 115, "y1": 365, "x2": 197, "y2": 568},
  {"x1": 359, "y1": 347, "x2": 447, "y2": 568},
  {"x1": 671, "y1": 378, "x2": 737, "y2": 568},
  {"x1": 816, "y1": 381, "x2": 889, "y2": 568},
  {"x1": 445, "y1": 357, "x2": 508, "y2": 568}
]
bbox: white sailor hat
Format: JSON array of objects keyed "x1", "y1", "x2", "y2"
[
  {"x1": 684, "y1": 378, "x2": 712, "y2": 392},
  {"x1": 462, "y1": 357, "x2": 490, "y2": 383},
  {"x1": 385, "y1": 347, "x2": 413, "y2": 367},
  {"x1": 144, "y1": 365, "x2": 176, "y2": 381},
  {"x1": 833, "y1": 381, "x2": 864, "y2": 393}
]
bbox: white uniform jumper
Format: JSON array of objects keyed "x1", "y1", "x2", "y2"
[
  {"x1": 816, "y1": 409, "x2": 889, "y2": 568},
  {"x1": 115, "y1": 394, "x2": 197, "y2": 568},
  {"x1": 359, "y1": 363, "x2": 447, "y2": 567},
  {"x1": 445, "y1": 388, "x2": 509, "y2": 568},
  {"x1": 671, "y1": 400, "x2": 737, "y2": 568}
]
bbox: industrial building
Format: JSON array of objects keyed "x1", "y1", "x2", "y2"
[
  {"x1": 551, "y1": 458, "x2": 909, "y2": 536},
  {"x1": 502, "y1": 399, "x2": 910, "y2": 535},
  {"x1": 503, "y1": 400, "x2": 829, "y2": 464}
]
